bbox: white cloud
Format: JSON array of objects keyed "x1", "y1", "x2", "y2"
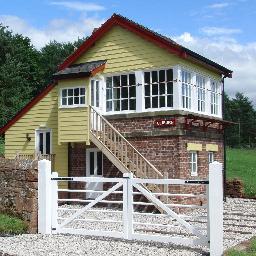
[
  {"x1": 208, "y1": 3, "x2": 230, "y2": 9},
  {"x1": 173, "y1": 32, "x2": 256, "y2": 105},
  {"x1": 201, "y1": 26, "x2": 242, "y2": 36},
  {"x1": 0, "y1": 15, "x2": 105, "y2": 49},
  {"x1": 50, "y1": 1, "x2": 105, "y2": 11}
]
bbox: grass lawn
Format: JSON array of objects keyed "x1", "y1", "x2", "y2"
[
  {"x1": 0, "y1": 213, "x2": 27, "y2": 235},
  {"x1": 226, "y1": 148, "x2": 256, "y2": 197},
  {"x1": 225, "y1": 237, "x2": 256, "y2": 256}
]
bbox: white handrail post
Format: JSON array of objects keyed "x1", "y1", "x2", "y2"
[
  {"x1": 208, "y1": 161, "x2": 223, "y2": 256},
  {"x1": 123, "y1": 172, "x2": 134, "y2": 240},
  {"x1": 51, "y1": 172, "x2": 58, "y2": 233},
  {"x1": 38, "y1": 159, "x2": 52, "y2": 234}
]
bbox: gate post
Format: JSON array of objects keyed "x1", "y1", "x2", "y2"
[
  {"x1": 51, "y1": 172, "x2": 58, "y2": 233},
  {"x1": 208, "y1": 161, "x2": 223, "y2": 256},
  {"x1": 123, "y1": 173, "x2": 133, "y2": 239},
  {"x1": 38, "y1": 159, "x2": 52, "y2": 234}
]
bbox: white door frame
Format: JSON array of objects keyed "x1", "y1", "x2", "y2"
[
  {"x1": 35, "y1": 128, "x2": 52, "y2": 155},
  {"x1": 86, "y1": 148, "x2": 104, "y2": 199}
]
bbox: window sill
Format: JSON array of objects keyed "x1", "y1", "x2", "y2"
[
  {"x1": 191, "y1": 172, "x2": 198, "y2": 177},
  {"x1": 59, "y1": 105, "x2": 88, "y2": 109}
]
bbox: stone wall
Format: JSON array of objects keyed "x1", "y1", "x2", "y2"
[{"x1": 0, "y1": 158, "x2": 38, "y2": 233}]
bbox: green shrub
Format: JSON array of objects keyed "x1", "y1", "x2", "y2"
[{"x1": 0, "y1": 213, "x2": 27, "y2": 234}]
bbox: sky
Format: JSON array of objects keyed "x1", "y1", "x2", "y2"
[{"x1": 0, "y1": 0, "x2": 256, "y2": 104}]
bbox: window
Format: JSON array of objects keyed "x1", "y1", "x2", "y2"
[
  {"x1": 36, "y1": 129, "x2": 51, "y2": 155},
  {"x1": 91, "y1": 80, "x2": 100, "y2": 108},
  {"x1": 106, "y1": 74, "x2": 136, "y2": 112},
  {"x1": 182, "y1": 70, "x2": 192, "y2": 109},
  {"x1": 61, "y1": 87, "x2": 86, "y2": 107},
  {"x1": 208, "y1": 152, "x2": 214, "y2": 163},
  {"x1": 196, "y1": 75, "x2": 206, "y2": 112},
  {"x1": 210, "y1": 81, "x2": 219, "y2": 115},
  {"x1": 144, "y1": 69, "x2": 173, "y2": 109},
  {"x1": 190, "y1": 151, "x2": 198, "y2": 176}
]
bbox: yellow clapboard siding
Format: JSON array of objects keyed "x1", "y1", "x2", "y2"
[
  {"x1": 58, "y1": 78, "x2": 90, "y2": 144},
  {"x1": 75, "y1": 26, "x2": 221, "y2": 80},
  {"x1": 5, "y1": 87, "x2": 69, "y2": 176}
]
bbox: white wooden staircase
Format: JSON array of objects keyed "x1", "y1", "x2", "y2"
[{"x1": 89, "y1": 106, "x2": 164, "y2": 194}]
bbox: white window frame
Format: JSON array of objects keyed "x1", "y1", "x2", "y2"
[
  {"x1": 90, "y1": 79, "x2": 100, "y2": 109},
  {"x1": 143, "y1": 68, "x2": 174, "y2": 110},
  {"x1": 189, "y1": 151, "x2": 198, "y2": 176},
  {"x1": 210, "y1": 80, "x2": 220, "y2": 115},
  {"x1": 196, "y1": 74, "x2": 206, "y2": 112},
  {"x1": 208, "y1": 152, "x2": 214, "y2": 164},
  {"x1": 181, "y1": 70, "x2": 192, "y2": 109},
  {"x1": 60, "y1": 86, "x2": 86, "y2": 108},
  {"x1": 105, "y1": 72, "x2": 137, "y2": 113},
  {"x1": 35, "y1": 128, "x2": 52, "y2": 155}
]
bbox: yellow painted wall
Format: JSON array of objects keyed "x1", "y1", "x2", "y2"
[
  {"x1": 75, "y1": 25, "x2": 221, "y2": 80},
  {"x1": 187, "y1": 143, "x2": 203, "y2": 151},
  {"x1": 206, "y1": 144, "x2": 218, "y2": 152},
  {"x1": 58, "y1": 78, "x2": 90, "y2": 144},
  {"x1": 5, "y1": 86, "x2": 68, "y2": 176}
]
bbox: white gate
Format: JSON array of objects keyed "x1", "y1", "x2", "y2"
[{"x1": 38, "y1": 160, "x2": 223, "y2": 256}]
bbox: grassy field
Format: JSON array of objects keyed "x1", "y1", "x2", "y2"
[
  {"x1": 226, "y1": 148, "x2": 256, "y2": 197},
  {"x1": 0, "y1": 213, "x2": 27, "y2": 234}
]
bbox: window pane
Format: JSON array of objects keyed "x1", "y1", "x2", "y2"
[
  {"x1": 145, "y1": 85, "x2": 150, "y2": 96},
  {"x1": 80, "y1": 96, "x2": 85, "y2": 105},
  {"x1": 113, "y1": 100, "x2": 120, "y2": 111},
  {"x1": 68, "y1": 97, "x2": 73, "y2": 105},
  {"x1": 130, "y1": 99, "x2": 136, "y2": 110},
  {"x1": 90, "y1": 152, "x2": 94, "y2": 175},
  {"x1": 167, "y1": 95, "x2": 173, "y2": 107},
  {"x1": 152, "y1": 71, "x2": 158, "y2": 83},
  {"x1": 121, "y1": 75, "x2": 128, "y2": 87},
  {"x1": 62, "y1": 89, "x2": 67, "y2": 97},
  {"x1": 68, "y1": 89, "x2": 73, "y2": 96},
  {"x1": 145, "y1": 97, "x2": 150, "y2": 109},
  {"x1": 160, "y1": 96, "x2": 165, "y2": 108},
  {"x1": 144, "y1": 72, "x2": 150, "y2": 84},
  {"x1": 106, "y1": 88, "x2": 112, "y2": 100},
  {"x1": 129, "y1": 86, "x2": 136, "y2": 98},
  {"x1": 74, "y1": 97, "x2": 79, "y2": 104},
  {"x1": 121, "y1": 87, "x2": 128, "y2": 98},
  {"x1": 167, "y1": 82, "x2": 173, "y2": 94},
  {"x1": 39, "y1": 133, "x2": 43, "y2": 154},
  {"x1": 106, "y1": 77, "x2": 112, "y2": 88},
  {"x1": 62, "y1": 98, "x2": 67, "y2": 105},
  {"x1": 129, "y1": 74, "x2": 136, "y2": 85},
  {"x1": 152, "y1": 84, "x2": 158, "y2": 95},
  {"x1": 121, "y1": 99, "x2": 128, "y2": 110},
  {"x1": 113, "y1": 88, "x2": 120, "y2": 99},
  {"x1": 106, "y1": 101, "x2": 112, "y2": 112},
  {"x1": 167, "y1": 69, "x2": 173, "y2": 82},
  {"x1": 91, "y1": 81, "x2": 94, "y2": 106},
  {"x1": 80, "y1": 88, "x2": 85, "y2": 95},
  {"x1": 113, "y1": 76, "x2": 120, "y2": 87},
  {"x1": 97, "y1": 152, "x2": 102, "y2": 175},
  {"x1": 152, "y1": 97, "x2": 158, "y2": 108},
  {"x1": 159, "y1": 70, "x2": 165, "y2": 82},
  {"x1": 159, "y1": 83, "x2": 165, "y2": 95},
  {"x1": 46, "y1": 132, "x2": 50, "y2": 155},
  {"x1": 74, "y1": 88, "x2": 79, "y2": 96}
]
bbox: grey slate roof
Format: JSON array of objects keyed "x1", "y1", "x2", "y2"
[{"x1": 53, "y1": 60, "x2": 107, "y2": 79}]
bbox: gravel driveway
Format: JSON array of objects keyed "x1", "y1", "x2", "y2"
[{"x1": 0, "y1": 198, "x2": 255, "y2": 256}]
